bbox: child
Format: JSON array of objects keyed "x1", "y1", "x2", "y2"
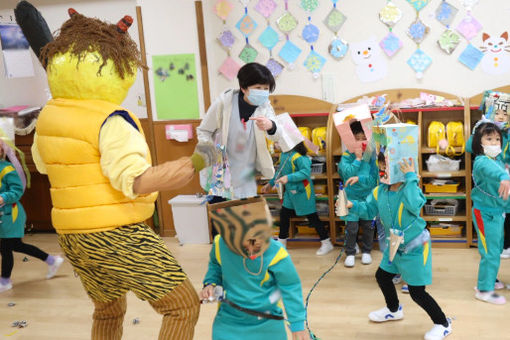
[
  {"x1": 0, "y1": 141, "x2": 63, "y2": 293},
  {"x1": 200, "y1": 201, "x2": 308, "y2": 340},
  {"x1": 347, "y1": 154, "x2": 452, "y2": 340},
  {"x1": 263, "y1": 141, "x2": 333, "y2": 256},
  {"x1": 338, "y1": 121, "x2": 378, "y2": 267},
  {"x1": 470, "y1": 122, "x2": 510, "y2": 304}
]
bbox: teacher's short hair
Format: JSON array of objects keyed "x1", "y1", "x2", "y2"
[{"x1": 237, "y1": 63, "x2": 276, "y2": 93}]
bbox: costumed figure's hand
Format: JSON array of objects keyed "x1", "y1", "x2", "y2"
[
  {"x1": 200, "y1": 285, "x2": 215, "y2": 301},
  {"x1": 292, "y1": 330, "x2": 311, "y2": 340},
  {"x1": 399, "y1": 158, "x2": 415, "y2": 174},
  {"x1": 499, "y1": 180, "x2": 510, "y2": 200},
  {"x1": 191, "y1": 141, "x2": 216, "y2": 172},
  {"x1": 249, "y1": 116, "x2": 273, "y2": 131},
  {"x1": 346, "y1": 200, "x2": 353, "y2": 209},
  {"x1": 354, "y1": 148, "x2": 363, "y2": 161},
  {"x1": 133, "y1": 157, "x2": 194, "y2": 194},
  {"x1": 345, "y1": 176, "x2": 359, "y2": 187},
  {"x1": 276, "y1": 175, "x2": 288, "y2": 185},
  {"x1": 261, "y1": 183, "x2": 272, "y2": 194}
]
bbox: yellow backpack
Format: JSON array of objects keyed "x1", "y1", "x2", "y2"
[
  {"x1": 445, "y1": 121, "x2": 465, "y2": 156},
  {"x1": 298, "y1": 127, "x2": 312, "y2": 153},
  {"x1": 312, "y1": 126, "x2": 327, "y2": 152},
  {"x1": 428, "y1": 121, "x2": 446, "y2": 149}
]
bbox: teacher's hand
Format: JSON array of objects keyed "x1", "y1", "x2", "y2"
[{"x1": 249, "y1": 116, "x2": 274, "y2": 131}]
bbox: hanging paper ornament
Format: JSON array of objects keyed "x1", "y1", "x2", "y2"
[
  {"x1": 406, "y1": 0, "x2": 429, "y2": 12},
  {"x1": 435, "y1": 1, "x2": 458, "y2": 27},
  {"x1": 380, "y1": 32, "x2": 403, "y2": 57},
  {"x1": 218, "y1": 29, "x2": 236, "y2": 50},
  {"x1": 329, "y1": 38, "x2": 348, "y2": 60},
  {"x1": 437, "y1": 29, "x2": 460, "y2": 54},
  {"x1": 304, "y1": 49, "x2": 326, "y2": 76},
  {"x1": 301, "y1": 0, "x2": 319, "y2": 12},
  {"x1": 255, "y1": 0, "x2": 277, "y2": 18},
  {"x1": 302, "y1": 24, "x2": 320, "y2": 44},
  {"x1": 324, "y1": 8, "x2": 347, "y2": 34},
  {"x1": 236, "y1": 14, "x2": 258, "y2": 37},
  {"x1": 379, "y1": 1, "x2": 402, "y2": 28},
  {"x1": 407, "y1": 19, "x2": 430, "y2": 44},
  {"x1": 258, "y1": 26, "x2": 279, "y2": 50},
  {"x1": 407, "y1": 49, "x2": 432, "y2": 79},
  {"x1": 462, "y1": 0, "x2": 478, "y2": 11},
  {"x1": 239, "y1": 44, "x2": 258, "y2": 63},
  {"x1": 458, "y1": 43, "x2": 484, "y2": 70},
  {"x1": 456, "y1": 14, "x2": 482, "y2": 41},
  {"x1": 277, "y1": 11, "x2": 298, "y2": 34},
  {"x1": 219, "y1": 56, "x2": 241, "y2": 80},
  {"x1": 279, "y1": 40, "x2": 302, "y2": 65},
  {"x1": 266, "y1": 58, "x2": 284, "y2": 77},
  {"x1": 214, "y1": 0, "x2": 234, "y2": 21}
]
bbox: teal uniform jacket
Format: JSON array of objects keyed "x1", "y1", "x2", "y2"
[
  {"x1": 0, "y1": 160, "x2": 26, "y2": 239},
  {"x1": 350, "y1": 172, "x2": 432, "y2": 286},
  {"x1": 269, "y1": 151, "x2": 316, "y2": 216},
  {"x1": 338, "y1": 152, "x2": 378, "y2": 221},
  {"x1": 203, "y1": 236, "x2": 305, "y2": 340},
  {"x1": 471, "y1": 155, "x2": 510, "y2": 291}
]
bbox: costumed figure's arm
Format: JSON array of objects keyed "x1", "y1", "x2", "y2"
[{"x1": 31, "y1": 133, "x2": 47, "y2": 175}]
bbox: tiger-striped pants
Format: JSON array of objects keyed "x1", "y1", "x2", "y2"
[{"x1": 58, "y1": 223, "x2": 200, "y2": 340}]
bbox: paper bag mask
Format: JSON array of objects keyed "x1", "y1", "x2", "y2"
[{"x1": 333, "y1": 104, "x2": 373, "y2": 153}]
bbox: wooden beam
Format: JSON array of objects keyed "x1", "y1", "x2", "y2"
[{"x1": 195, "y1": 0, "x2": 211, "y2": 111}]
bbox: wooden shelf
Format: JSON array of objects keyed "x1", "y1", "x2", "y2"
[
  {"x1": 370, "y1": 106, "x2": 465, "y2": 114},
  {"x1": 421, "y1": 147, "x2": 464, "y2": 154},
  {"x1": 424, "y1": 192, "x2": 466, "y2": 199},
  {"x1": 332, "y1": 173, "x2": 340, "y2": 179},
  {"x1": 290, "y1": 112, "x2": 329, "y2": 117},
  {"x1": 423, "y1": 214, "x2": 467, "y2": 222},
  {"x1": 421, "y1": 170, "x2": 466, "y2": 178}
]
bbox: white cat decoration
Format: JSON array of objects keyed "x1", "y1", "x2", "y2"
[
  {"x1": 480, "y1": 32, "x2": 510, "y2": 76},
  {"x1": 350, "y1": 37, "x2": 388, "y2": 83}
]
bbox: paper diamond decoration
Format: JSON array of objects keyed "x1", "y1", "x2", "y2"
[
  {"x1": 406, "y1": 0, "x2": 429, "y2": 12},
  {"x1": 456, "y1": 15, "x2": 482, "y2": 41},
  {"x1": 324, "y1": 8, "x2": 347, "y2": 34},
  {"x1": 302, "y1": 24, "x2": 320, "y2": 44},
  {"x1": 239, "y1": 44, "x2": 258, "y2": 63},
  {"x1": 214, "y1": 0, "x2": 233, "y2": 21},
  {"x1": 279, "y1": 40, "x2": 302, "y2": 64},
  {"x1": 219, "y1": 56, "x2": 241, "y2": 80},
  {"x1": 301, "y1": 0, "x2": 319, "y2": 12},
  {"x1": 437, "y1": 29, "x2": 460, "y2": 54},
  {"x1": 435, "y1": 1, "x2": 458, "y2": 27},
  {"x1": 329, "y1": 38, "x2": 349, "y2": 60},
  {"x1": 458, "y1": 43, "x2": 484, "y2": 70},
  {"x1": 236, "y1": 14, "x2": 258, "y2": 37},
  {"x1": 379, "y1": 1, "x2": 402, "y2": 28},
  {"x1": 258, "y1": 26, "x2": 279, "y2": 50},
  {"x1": 266, "y1": 58, "x2": 284, "y2": 77},
  {"x1": 380, "y1": 32, "x2": 403, "y2": 57},
  {"x1": 407, "y1": 18, "x2": 430, "y2": 44},
  {"x1": 304, "y1": 50, "x2": 326, "y2": 73},
  {"x1": 277, "y1": 11, "x2": 298, "y2": 34},
  {"x1": 218, "y1": 29, "x2": 236, "y2": 49},
  {"x1": 255, "y1": 0, "x2": 277, "y2": 19},
  {"x1": 407, "y1": 49, "x2": 432, "y2": 75}
]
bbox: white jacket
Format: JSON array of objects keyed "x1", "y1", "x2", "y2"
[{"x1": 197, "y1": 89, "x2": 281, "y2": 179}]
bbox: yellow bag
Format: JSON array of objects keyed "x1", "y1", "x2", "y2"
[
  {"x1": 312, "y1": 127, "x2": 327, "y2": 151},
  {"x1": 428, "y1": 121, "x2": 446, "y2": 149},
  {"x1": 266, "y1": 138, "x2": 275, "y2": 154},
  {"x1": 298, "y1": 127, "x2": 312, "y2": 153},
  {"x1": 446, "y1": 121, "x2": 465, "y2": 156}
]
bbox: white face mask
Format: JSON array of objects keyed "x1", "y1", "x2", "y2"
[{"x1": 483, "y1": 144, "x2": 502, "y2": 158}]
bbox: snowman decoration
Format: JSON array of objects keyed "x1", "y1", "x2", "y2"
[
  {"x1": 351, "y1": 37, "x2": 388, "y2": 82},
  {"x1": 480, "y1": 32, "x2": 510, "y2": 76}
]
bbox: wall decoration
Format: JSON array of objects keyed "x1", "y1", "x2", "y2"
[
  {"x1": 405, "y1": 0, "x2": 431, "y2": 78},
  {"x1": 236, "y1": 1, "x2": 259, "y2": 64},
  {"x1": 256, "y1": 0, "x2": 282, "y2": 77},
  {"x1": 325, "y1": 0, "x2": 348, "y2": 60},
  {"x1": 407, "y1": 0, "x2": 429, "y2": 12},
  {"x1": 407, "y1": 49, "x2": 432, "y2": 75},
  {"x1": 435, "y1": 1, "x2": 458, "y2": 27},
  {"x1": 437, "y1": 29, "x2": 460, "y2": 54},
  {"x1": 458, "y1": 43, "x2": 484, "y2": 70},
  {"x1": 350, "y1": 37, "x2": 388, "y2": 83},
  {"x1": 214, "y1": 0, "x2": 239, "y2": 80},
  {"x1": 480, "y1": 32, "x2": 510, "y2": 75},
  {"x1": 454, "y1": 0, "x2": 482, "y2": 69},
  {"x1": 379, "y1": 1, "x2": 403, "y2": 58},
  {"x1": 456, "y1": 14, "x2": 482, "y2": 41},
  {"x1": 300, "y1": 0, "x2": 325, "y2": 77},
  {"x1": 277, "y1": 0, "x2": 301, "y2": 69}
]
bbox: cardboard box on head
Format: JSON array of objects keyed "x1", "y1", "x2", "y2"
[
  {"x1": 373, "y1": 123, "x2": 419, "y2": 185},
  {"x1": 276, "y1": 113, "x2": 319, "y2": 154},
  {"x1": 333, "y1": 104, "x2": 373, "y2": 153}
]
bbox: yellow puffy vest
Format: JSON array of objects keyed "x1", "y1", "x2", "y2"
[{"x1": 36, "y1": 98, "x2": 157, "y2": 234}]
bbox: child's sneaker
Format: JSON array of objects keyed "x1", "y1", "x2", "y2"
[
  {"x1": 401, "y1": 284, "x2": 409, "y2": 294},
  {"x1": 0, "y1": 280, "x2": 12, "y2": 293},
  {"x1": 344, "y1": 255, "x2": 355, "y2": 267},
  {"x1": 316, "y1": 238, "x2": 334, "y2": 256},
  {"x1": 46, "y1": 256, "x2": 64, "y2": 279},
  {"x1": 495, "y1": 279, "x2": 505, "y2": 290},
  {"x1": 424, "y1": 318, "x2": 452, "y2": 340},
  {"x1": 501, "y1": 248, "x2": 510, "y2": 259},
  {"x1": 475, "y1": 289, "x2": 506, "y2": 305},
  {"x1": 392, "y1": 274, "x2": 402, "y2": 285},
  {"x1": 368, "y1": 305, "x2": 403, "y2": 322},
  {"x1": 361, "y1": 253, "x2": 372, "y2": 265}
]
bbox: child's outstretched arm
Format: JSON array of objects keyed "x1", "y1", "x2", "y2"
[
  {"x1": 0, "y1": 167, "x2": 24, "y2": 205},
  {"x1": 348, "y1": 187, "x2": 379, "y2": 220},
  {"x1": 400, "y1": 159, "x2": 426, "y2": 215},
  {"x1": 339, "y1": 151, "x2": 362, "y2": 180},
  {"x1": 201, "y1": 236, "x2": 223, "y2": 300},
  {"x1": 473, "y1": 156, "x2": 510, "y2": 200}
]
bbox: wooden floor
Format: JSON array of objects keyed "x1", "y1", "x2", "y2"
[{"x1": 1, "y1": 234, "x2": 510, "y2": 339}]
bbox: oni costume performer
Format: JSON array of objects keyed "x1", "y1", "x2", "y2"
[
  {"x1": 204, "y1": 197, "x2": 306, "y2": 340},
  {"x1": 17, "y1": 3, "x2": 212, "y2": 339}
]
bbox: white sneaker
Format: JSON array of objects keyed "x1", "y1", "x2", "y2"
[
  {"x1": 277, "y1": 238, "x2": 287, "y2": 248},
  {"x1": 368, "y1": 305, "x2": 403, "y2": 322},
  {"x1": 475, "y1": 290, "x2": 506, "y2": 305},
  {"x1": 355, "y1": 243, "x2": 360, "y2": 255},
  {"x1": 361, "y1": 253, "x2": 372, "y2": 265},
  {"x1": 495, "y1": 280, "x2": 505, "y2": 290},
  {"x1": 392, "y1": 274, "x2": 402, "y2": 284},
  {"x1": 344, "y1": 255, "x2": 355, "y2": 267},
  {"x1": 316, "y1": 238, "x2": 334, "y2": 256},
  {"x1": 424, "y1": 318, "x2": 452, "y2": 340},
  {"x1": 46, "y1": 256, "x2": 64, "y2": 279},
  {"x1": 0, "y1": 280, "x2": 12, "y2": 293},
  {"x1": 501, "y1": 248, "x2": 510, "y2": 259}
]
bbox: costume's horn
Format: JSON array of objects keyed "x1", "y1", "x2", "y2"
[
  {"x1": 68, "y1": 8, "x2": 78, "y2": 17},
  {"x1": 116, "y1": 15, "x2": 133, "y2": 33}
]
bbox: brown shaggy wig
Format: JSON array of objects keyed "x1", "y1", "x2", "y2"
[{"x1": 40, "y1": 13, "x2": 142, "y2": 79}]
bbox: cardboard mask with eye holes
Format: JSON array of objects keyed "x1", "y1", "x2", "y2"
[{"x1": 333, "y1": 104, "x2": 373, "y2": 153}]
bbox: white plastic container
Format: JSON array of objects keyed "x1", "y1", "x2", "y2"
[{"x1": 168, "y1": 195, "x2": 210, "y2": 245}]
